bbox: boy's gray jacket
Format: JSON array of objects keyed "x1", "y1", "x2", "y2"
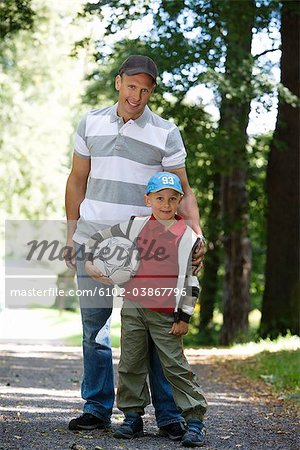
[{"x1": 85, "y1": 215, "x2": 200, "y2": 322}]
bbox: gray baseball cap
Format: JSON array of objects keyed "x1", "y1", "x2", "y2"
[{"x1": 119, "y1": 55, "x2": 158, "y2": 82}]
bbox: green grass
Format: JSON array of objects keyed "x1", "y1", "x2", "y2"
[
  {"x1": 228, "y1": 335, "x2": 300, "y2": 402},
  {"x1": 184, "y1": 308, "x2": 262, "y2": 347}
]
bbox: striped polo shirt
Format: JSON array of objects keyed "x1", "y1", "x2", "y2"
[{"x1": 73, "y1": 103, "x2": 186, "y2": 244}]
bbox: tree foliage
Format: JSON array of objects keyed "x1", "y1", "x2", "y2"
[
  {"x1": 0, "y1": 0, "x2": 35, "y2": 39},
  {"x1": 1, "y1": 1, "x2": 87, "y2": 220}
]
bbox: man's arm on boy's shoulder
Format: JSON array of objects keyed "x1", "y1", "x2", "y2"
[
  {"x1": 168, "y1": 167, "x2": 205, "y2": 271},
  {"x1": 168, "y1": 167, "x2": 202, "y2": 234}
]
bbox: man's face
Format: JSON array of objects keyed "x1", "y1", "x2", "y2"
[{"x1": 115, "y1": 73, "x2": 155, "y2": 122}]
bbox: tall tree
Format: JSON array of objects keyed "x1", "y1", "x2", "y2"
[
  {"x1": 218, "y1": 0, "x2": 255, "y2": 345},
  {"x1": 260, "y1": 1, "x2": 300, "y2": 338},
  {"x1": 198, "y1": 172, "x2": 222, "y2": 333}
]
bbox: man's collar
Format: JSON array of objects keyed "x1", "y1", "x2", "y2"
[
  {"x1": 110, "y1": 103, "x2": 150, "y2": 127},
  {"x1": 110, "y1": 103, "x2": 119, "y2": 122}
]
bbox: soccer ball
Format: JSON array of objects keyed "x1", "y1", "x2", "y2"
[{"x1": 93, "y1": 236, "x2": 140, "y2": 285}]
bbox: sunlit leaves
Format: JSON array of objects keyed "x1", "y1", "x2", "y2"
[
  {"x1": 0, "y1": 0, "x2": 35, "y2": 39},
  {"x1": 1, "y1": 1, "x2": 87, "y2": 220}
]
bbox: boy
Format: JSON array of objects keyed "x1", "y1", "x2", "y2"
[{"x1": 85, "y1": 172, "x2": 208, "y2": 447}]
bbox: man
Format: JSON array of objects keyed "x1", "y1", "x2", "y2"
[{"x1": 64, "y1": 55, "x2": 206, "y2": 440}]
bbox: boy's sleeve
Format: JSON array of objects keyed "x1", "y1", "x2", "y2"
[
  {"x1": 174, "y1": 275, "x2": 200, "y2": 323},
  {"x1": 173, "y1": 233, "x2": 201, "y2": 323},
  {"x1": 85, "y1": 231, "x2": 106, "y2": 263},
  {"x1": 84, "y1": 219, "x2": 133, "y2": 263}
]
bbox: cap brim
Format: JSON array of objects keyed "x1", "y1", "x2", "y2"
[
  {"x1": 123, "y1": 68, "x2": 156, "y2": 82},
  {"x1": 147, "y1": 187, "x2": 184, "y2": 195}
]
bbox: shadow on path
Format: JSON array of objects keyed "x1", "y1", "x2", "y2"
[{"x1": 0, "y1": 344, "x2": 298, "y2": 450}]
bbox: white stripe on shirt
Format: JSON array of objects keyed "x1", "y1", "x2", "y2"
[
  {"x1": 163, "y1": 149, "x2": 187, "y2": 168},
  {"x1": 79, "y1": 198, "x2": 151, "y2": 222},
  {"x1": 91, "y1": 156, "x2": 162, "y2": 185},
  {"x1": 74, "y1": 133, "x2": 90, "y2": 157},
  {"x1": 121, "y1": 121, "x2": 171, "y2": 149},
  {"x1": 86, "y1": 114, "x2": 118, "y2": 136}
]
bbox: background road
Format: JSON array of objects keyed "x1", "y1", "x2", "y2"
[{"x1": 0, "y1": 343, "x2": 299, "y2": 450}]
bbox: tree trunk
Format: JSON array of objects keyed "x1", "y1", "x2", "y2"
[
  {"x1": 221, "y1": 167, "x2": 252, "y2": 344},
  {"x1": 199, "y1": 173, "x2": 221, "y2": 331},
  {"x1": 260, "y1": 1, "x2": 300, "y2": 338},
  {"x1": 219, "y1": 1, "x2": 255, "y2": 345}
]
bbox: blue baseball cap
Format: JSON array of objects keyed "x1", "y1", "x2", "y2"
[{"x1": 146, "y1": 172, "x2": 184, "y2": 195}]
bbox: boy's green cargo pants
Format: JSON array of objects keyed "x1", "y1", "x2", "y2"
[{"x1": 117, "y1": 299, "x2": 207, "y2": 420}]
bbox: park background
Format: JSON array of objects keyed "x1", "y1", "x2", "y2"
[{"x1": 0, "y1": 0, "x2": 299, "y2": 402}]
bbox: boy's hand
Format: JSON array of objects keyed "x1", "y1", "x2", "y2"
[
  {"x1": 169, "y1": 321, "x2": 189, "y2": 336},
  {"x1": 85, "y1": 261, "x2": 113, "y2": 285}
]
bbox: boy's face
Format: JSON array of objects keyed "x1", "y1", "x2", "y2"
[{"x1": 144, "y1": 188, "x2": 183, "y2": 222}]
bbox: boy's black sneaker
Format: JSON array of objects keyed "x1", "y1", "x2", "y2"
[
  {"x1": 159, "y1": 422, "x2": 187, "y2": 441},
  {"x1": 113, "y1": 413, "x2": 144, "y2": 439},
  {"x1": 68, "y1": 413, "x2": 111, "y2": 431},
  {"x1": 181, "y1": 418, "x2": 206, "y2": 447}
]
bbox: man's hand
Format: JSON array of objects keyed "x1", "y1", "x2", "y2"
[
  {"x1": 192, "y1": 238, "x2": 206, "y2": 274},
  {"x1": 63, "y1": 240, "x2": 77, "y2": 271},
  {"x1": 169, "y1": 321, "x2": 189, "y2": 336},
  {"x1": 85, "y1": 261, "x2": 113, "y2": 285}
]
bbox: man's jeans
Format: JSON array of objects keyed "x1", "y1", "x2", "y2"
[{"x1": 75, "y1": 243, "x2": 182, "y2": 426}]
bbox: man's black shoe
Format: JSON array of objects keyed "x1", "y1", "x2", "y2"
[
  {"x1": 159, "y1": 422, "x2": 186, "y2": 441},
  {"x1": 113, "y1": 413, "x2": 144, "y2": 439},
  {"x1": 68, "y1": 413, "x2": 111, "y2": 431},
  {"x1": 181, "y1": 418, "x2": 206, "y2": 447}
]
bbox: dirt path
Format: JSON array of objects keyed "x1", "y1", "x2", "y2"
[{"x1": 0, "y1": 344, "x2": 298, "y2": 450}]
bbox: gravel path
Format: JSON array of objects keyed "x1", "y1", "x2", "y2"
[{"x1": 0, "y1": 343, "x2": 299, "y2": 450}]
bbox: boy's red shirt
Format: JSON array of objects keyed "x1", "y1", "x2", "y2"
[{"x1": 125, "y1": 214, "x2": 187, "y2": 312}]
